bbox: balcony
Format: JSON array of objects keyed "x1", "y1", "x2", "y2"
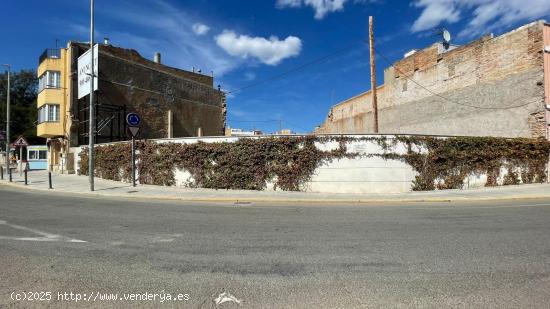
[{"x1": 38, "y1": 49, "x2": 61, "y2": 64}]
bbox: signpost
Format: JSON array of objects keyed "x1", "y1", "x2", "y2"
[
  {"x1": 126, "y1": 113, "x2": 141, "y2": 187},
  {"x1": 12, "y1": 136, "x2": 29, "y2": 176}
]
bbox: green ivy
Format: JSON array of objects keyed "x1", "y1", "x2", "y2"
[{"x1": 79, "y1": 136, "x2": 550, "y2": 191}]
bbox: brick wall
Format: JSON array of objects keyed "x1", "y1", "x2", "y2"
[{"x1": 317, "y1": 21, "x2": 547, "y2": 138}]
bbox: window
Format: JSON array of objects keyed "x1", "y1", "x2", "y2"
[
  {"x1": 29, "y1": 150, "x2": 38, "y2": 160},
  {"x1": 28, "y1": 150, "x2": 47, "y2": 160},
  {"x1": 38, "y1": 71, "x2": 61, "y2": 92},
  {"x1": 38, "y1": 104, "x2": 60, "y2": 123},
  {"x1": 39, "y1": 150, "x2": 47, "y2": 160}
]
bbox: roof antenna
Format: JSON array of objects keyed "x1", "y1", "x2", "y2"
[{"x1": 439, "y1": 28, "x2": 452, "y2": 50}]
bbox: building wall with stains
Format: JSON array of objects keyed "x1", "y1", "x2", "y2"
[
  {"x1": 316, "y1": 21, "x2": 549, "y2": 138},
  {"x1": 70, "y1": 43, "x2": 225, "y2": 146}
]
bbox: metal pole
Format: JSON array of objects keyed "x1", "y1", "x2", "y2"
[
  {"x1": 19, "y1": 146, "x2": 22, "y2": 176},
  {"x1": 131, "y1": 136, "x2": 136, "y2": 187},
  {"x1": 3, "y1": 65, "x2": 10, "y2": 180},
  {"x1": 88, "y1": 0, "x2": 95, "y2": 191},
  {"x1": 369, "y1": 16, "x2": 379, "y2": 133},
  {"x1": 48, "y1": 171, "x2": 52, "y2": 189},
  {"x1": 24, "y1": 169, "x2": 27, "y2": 185}
]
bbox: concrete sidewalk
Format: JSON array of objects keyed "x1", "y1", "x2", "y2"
[{"x1": 2, "y1": 170, "x2": 550, "y2": 203}]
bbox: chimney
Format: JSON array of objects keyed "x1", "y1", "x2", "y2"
[{"x1": 154, "y1": 52, "x2": 161, "y2": 64}]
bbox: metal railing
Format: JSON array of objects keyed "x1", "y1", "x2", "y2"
[{"x1": 38, "y1": 49, "x2": 61, "y2": 64}]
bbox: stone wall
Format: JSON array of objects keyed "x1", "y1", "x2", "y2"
[{"x1": 317, "y1": 21, "x2": 548, "y2": 138}]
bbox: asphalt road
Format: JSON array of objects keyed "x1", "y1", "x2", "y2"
[{"x1": 1, "y1": 185, "x2": 550, "y2": 308}]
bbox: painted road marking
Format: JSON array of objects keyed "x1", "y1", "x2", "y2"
[
  {"x1": 0, "y1": 219, "x2": 86, "y2": 243},
  {"x1": 407, "y1": 203, "x2": 550, "y2": 210}
]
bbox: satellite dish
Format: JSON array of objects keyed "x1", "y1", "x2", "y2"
[{"x1": 442, "y1": 29, "x2": 451, "y2": 43}]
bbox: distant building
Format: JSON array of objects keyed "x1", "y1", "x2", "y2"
[
  {"x1": 316, "y1": 20, "x2": 550, "y2": 139},
  {"x1": 37, "y1": 41, "x2": 227, "y2": 172},
  {"x1": 272, "y1": 129, "x2": 294, "y2": 135},
  {"x1": 225, "y1": 128, "x2": 263, "y2": 137}
]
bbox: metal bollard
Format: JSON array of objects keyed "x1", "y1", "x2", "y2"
[
  {"x1": 48, "y1": 172, "x2": 53, "y2": 189},
  {"x1": 9, "y1": 168, "x2": 12, "y2": 182},
  {"x1": 24, "y1": 169, "x2": 28, "y2": 185},
  {"x1": 0, "y1": 166, "x2": 3, "y2": 180}
]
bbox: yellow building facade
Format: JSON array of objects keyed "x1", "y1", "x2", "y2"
[{"x1": 37, "y1": 47, "x2": 72, "y2": 171}]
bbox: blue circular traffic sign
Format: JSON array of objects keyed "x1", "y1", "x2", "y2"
[{"x1": 126, "y1": 113, "x2": 141, "y2": 126}]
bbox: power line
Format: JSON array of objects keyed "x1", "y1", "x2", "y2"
[
  {"x1": 226, "y1": 42, "x2": 361, "y2": 94},
  {"x1": 373, "y1": 46, "x2": 540, "y2": 110}
]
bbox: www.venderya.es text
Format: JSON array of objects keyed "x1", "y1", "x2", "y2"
[{"x1": 10, "y1": 291, "x2": 190, "y2": 303}]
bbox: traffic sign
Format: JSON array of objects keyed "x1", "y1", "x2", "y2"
[
  {"x1": 126, "y1": 113, "x2": 141, "y2": 127},
  {"x1": 12, "y1": 136, "x2": 29, "y2": 147},
  {"x1": 128, "y1": 126, "x2": 140, "y2": 138}
]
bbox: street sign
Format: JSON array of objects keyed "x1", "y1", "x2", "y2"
[
  {"x1": 126, "y1": 113, "x2": 141, "y2": 127},
  {"x1": 12, "y1": 136, "x2": 29, "y2": 147},
  {"x1": 128, "y1": 126, "x2": 140, "y2": 138}
]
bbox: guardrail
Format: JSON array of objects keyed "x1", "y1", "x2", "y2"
[{"x1": 38, "y1": 49, "x2": 61, "y2": 64}]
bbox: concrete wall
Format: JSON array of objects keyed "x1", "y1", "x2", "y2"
[
  {"x1": 72, "y1": 135, "x2": 534, "y2": 194},
  {"x1": 317, "y1": 21, "x2": 548, "y2": 138}
]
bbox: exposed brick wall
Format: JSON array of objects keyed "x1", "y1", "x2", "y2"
[
  {"x1": 316, "y1": 21, "x2": 547, "y2": 138},
  {"x1": 98, "y1": 53, "x2": 225, "y2": 139},
  {"x1": 69, "y1": 42, "x2": 225, "y2": 143}
]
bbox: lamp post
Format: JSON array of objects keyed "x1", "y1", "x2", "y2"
[
  {"x1": 88, "y1": 0, "x2": 95, "y2": 191},
  {"x1": 2, "y1": 64, "x2": 10, "y2": 178}
]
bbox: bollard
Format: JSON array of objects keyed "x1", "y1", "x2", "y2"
[
  {"x1": 48, "y1": 172, "x2": 53, "y2": 189},
  {"x1": 0, "y1": 166, "x2": 3, "y2": 180},
  {"x1": 24, "y1": 169, "x2": 28, "y2": 185},
  {"x1": 9, "y1": 168, "x2": 12, "y2": 182}
]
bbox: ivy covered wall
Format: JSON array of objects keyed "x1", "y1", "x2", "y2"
[{"x1": 78, "y1": 135, "x2": 550, "y2": 192}]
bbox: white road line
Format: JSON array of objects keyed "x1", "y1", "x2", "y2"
[
  {"x1": 409, "y1": 203, "x2": 550, "y2": 210},
  {"x1": 0, "y1": 219, "x2": 86, "y2": 243}
]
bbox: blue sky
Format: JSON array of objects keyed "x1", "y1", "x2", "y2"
[{"x1": 2, "y1": 0, "x2": 550, "y2": 133}]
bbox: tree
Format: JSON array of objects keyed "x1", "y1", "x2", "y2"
[{"x1": 0, "y1": 69, "x2": 44, "y2": 145}]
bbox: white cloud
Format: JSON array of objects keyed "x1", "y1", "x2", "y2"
[
  {"x1": 215, "y1": 30, "x2": 302, "y2": 65},
  {"x1": 411, "y1": 0, "x2": 461, "y2": 32},
  {"x1": 192, "y1": 23, "x2": 210, "y2": 36},
  {"x1": 412, "y1": 0, "x2": 550, "y2": 36},
  {"x1": 276, "y1": 0, "x2": 348, "y2": 19}
]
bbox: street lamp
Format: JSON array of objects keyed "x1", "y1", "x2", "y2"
[
  {"x1": 2, "y1": 64, "x2": 10, "y2": 180},
  {"x1": 89, "y1": 0, "x2": 95, "y2": 191}
]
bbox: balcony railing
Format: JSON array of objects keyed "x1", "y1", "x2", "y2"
[{"x1": 38, "y1": 49, "x2": 61, "y2": 64}]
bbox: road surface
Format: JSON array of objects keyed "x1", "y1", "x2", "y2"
[{"x1": 1, "y1": 185, "x2": 550, "y2": 308}]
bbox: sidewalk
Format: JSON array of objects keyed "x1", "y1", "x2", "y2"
[{"x1": 2, "y1": 170, "x2": 550, "y2": 203}]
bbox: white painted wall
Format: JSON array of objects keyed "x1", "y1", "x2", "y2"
[{"x1": 70, "y1": 135, "x2": 533, "y2": 194}]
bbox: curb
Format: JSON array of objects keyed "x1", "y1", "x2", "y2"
[{"x1": 2, "y1": 179, "x2": 550, "y2": 204}]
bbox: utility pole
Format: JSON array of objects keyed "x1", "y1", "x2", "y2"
[
  {"x1": 369, "y1": 16, "x2": 379, "y2": 133},
  {"x1": 2, "y1": 64, "x2": 10, "y2": 177},
  {"x1": 88, "y1": 0, "x2": 95, "y2": 191}
]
